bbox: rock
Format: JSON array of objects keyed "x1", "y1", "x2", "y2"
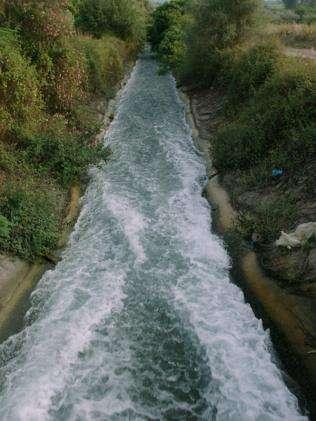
[{"x1": 275, "y1": 222, "x2": 316, "y2": 249}]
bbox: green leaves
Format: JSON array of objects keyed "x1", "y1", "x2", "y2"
[
  {"x1": 74, "y1": 0, "x2": 148, "y2": 46},
  {"x1": 150, "y1": 0, "x2": 259, "y2": 85},
  {"x1": 0, "y1": 184, "x2": 59, "y2": 260},
  {"x1": 0, "y1": 214, "x2": 11, "y2": 239},
  {"x1": 0, "y1": 28, "x2": 44, "y2": 141},
  {"x1": 0, "y1": 0, "x2": 142, "y2": 261}
]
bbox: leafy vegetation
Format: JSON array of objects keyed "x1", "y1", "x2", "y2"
[
  {"x1": 80, "y1": 35, "x2": 126, "y2": 95},
  {"x1": 74, "y1": 0, "x2": 148, "y2": 47},
  {"x1": 227, "y1": 41, "x2": 280, "y2": 106},
  {"x1": 0, "y1": 182, "x2": 60, "y2": 260},
  {"x1": 150, "y1": 0, "x2": 259, "y2": 84},
  {"x1": 215, "y1": 59, "x2": 315, "y2": 172},
  {"x1": 0, "y1": 28, "x2": 43, "y2": 140},
  {"x1": 0, "y1": 0, "x2": 148, "y2": 260},
  {"x1": 235, "y1": 195, "x2": 298, "y2": 244},
  {"x1": 151, "y1": 0, "x2": 315, "y2": 250}
]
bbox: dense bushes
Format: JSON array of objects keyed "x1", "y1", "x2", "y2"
[
  {"x1": 0, "y1": 0, "x2": 147, "y2": 260},
  {"x1": 81, "y1": 35, "x2": 126, "y2": 95},
  {"x1": 75, "y1": 0, "x2": 148, "y2": 46},
  {"x1": 0, "y1": 28, "x2": 43, "y2": 140},
  {"x1": 245, "y1": 61, "x2": 315, "y2": 144},
  {"x1": 227, "y1": 41, "x2": 280, "y2": 105},
  {"x1": 213, "y1": 124, "x2": 265, "y2": 171},
  {"x1": 151, "y1": 1, "x2": 315, "y2": 176},
  {"x1": 151, "y1": 0, "x2": 315, "y2": 253},
  {"x1": 236, "y1": 195, "x2": 298, "y2": 243},
  {"x1": 45, "y1": 39, "x2": 87, "y2": 112},
  {"x1": 23, "y1": 115, "x2": 110, "y2": 187},
  {"x1": 150, "y1": 0, "x2": 259, "y2": 84},
  {"x1": 214, "y1": 59, "x2": 315, "y2": 171},
  {"x1": 149, "y1": 0, "x2": 188, "y2": 49},
  {"x1": 4, "y1": 0, "x2": 74, "y2": 45},
  {"x1": 0, "y1": 182, "x2": 60, "y2": 260},
  {"x1": 0, "y1": 215, "x2": 10, "y2": 240},
  {"x1": 3, "y1": 1, "x2": 89, "y2": 113}
]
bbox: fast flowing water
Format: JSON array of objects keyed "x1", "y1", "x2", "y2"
[{"x1": 0, "y1": 55, "x2": 307, "y2": 420}]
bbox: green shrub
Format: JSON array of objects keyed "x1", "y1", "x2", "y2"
[
  {"x1": 0, "y1": 0, "x2": 142, "y2": 262},
  {"x1": 223, "y1": 228, "x2": 249, "y2": 258},
  {"x1": 4, "y1": 0, "x2": 73, "y2": 49},
  {"x1": 282, "y1": 0, "x2": 298, "y2": 9},
  {"x1": 245, "y1": 59, "x2": 316, "y2": 148},
  {"x1": 0, "y1": 214, "x2": 10, "y2": 239},
  {"x1": 236, "y1": 194, "x2": 298, "y2": 243},
  {"x1": 149, "y1": 0, "x2": 188, "y2": 50},
  {"x1": 0, "y1": 108, "x2": 13, "y2": 139},
  {"x1": 23, "y1": 115, "x2": 110, "y2": 187},
  {"x1": 150, "y1": 0, "x2": 259, "y2": 85},
  {"x1": 273, "y1": 22, "x2": 316, "y2": 48},
  {"x1": 0, "y1": 28, "x2": 43, "y2": 140},
  {"x1": 215, "y1": 59, "x2": 315, "y2": 173},
  {"x1": 0, "y1": 144, "x2": 25, "y2": 175},
  {"x1": 213, "y1": 123, "x2": 266, "y2": 171},
  {"x1": 278, "y1": 8, "x2": 300, "y2": 21},
  {"x1": 269, "y1": 124, "x2": 316, "y2": 169},
  {"x1": 237, "y1": 160, "x2": 274, "y2": 190},
  {"x1": 75, "y1": 0, "x2": 148, "y2": 46},
  {"x1": 0, "y1": 182, "x2": 60, "y2": 260},
  {"x1": 156, "y1": 23, "x2": 187, "y2": 74},
  {"x1": 178, "y1": 0, "x2": 259, "y2": 85},
  {"x1": 69, "y1": 104, "x2": 101, "y2": 137},
  {"x1": 44, "y1": 38, "x2": 87, "y2": 113},
  {"x1": 228, "y1": 41, "x2": 280, "y2": 105},
  {"x1": 3, "y1": 1, "x2": 89, "y2": 113},
  {"x1": 295, "y1": 4, "x2": 316, "y2": 23},
  {"x1": 80, "y1": 35, "x2": 125, "y2": 95}
]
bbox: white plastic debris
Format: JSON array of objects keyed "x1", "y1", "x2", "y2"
[{"x1": 275, "y1": 222, "x2": 316, "y2": 249}]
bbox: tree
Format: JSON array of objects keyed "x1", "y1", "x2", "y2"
[
  {"x1": 182, "y1": 0, "x2": 259, "y2": 83},
  {"x1": 74, "y1": 0, "x2": 148, "y2": 45},
  {"x1": 149, "y1": 0, "x2": 188, "y2": 49}
]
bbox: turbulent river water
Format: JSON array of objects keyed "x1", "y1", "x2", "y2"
[{"x1": 0, "y1": 55, "x2": 307, "y2": 420}]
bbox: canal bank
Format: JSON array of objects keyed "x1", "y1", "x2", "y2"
[
  {"x1": 179, "y1": 86, "x2": 316, "y2": 418},
  {"x1": 0, "y1": 73, "x2": 130, "y2": 343}
]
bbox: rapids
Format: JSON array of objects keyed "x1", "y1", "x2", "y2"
[{"x1": 0, "y1": 54, "x2": 306, "y2": 420}]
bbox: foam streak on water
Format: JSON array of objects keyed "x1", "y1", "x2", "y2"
[{"x1": 0, "y1": 56, "x2": 306, "y2": 420}]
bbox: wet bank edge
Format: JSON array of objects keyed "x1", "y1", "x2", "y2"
[
  {"x1": 0, "y1": 71, "x2": 131, "y2": 344},
  {"x1": 178, "y1": 89, "x2": 316, "y2": 419}
]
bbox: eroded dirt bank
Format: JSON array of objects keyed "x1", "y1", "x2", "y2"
[{"x1": 180, "y1": 87, "x2": 316, "y2": 417}]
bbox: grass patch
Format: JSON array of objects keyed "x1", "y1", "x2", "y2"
[
  {"x1": 269, "y1": 22, "x2": 316, "y2": 48},
  {"x1": 235, "y1": 194, "x2": 298, "y2": 244},
  {"x1": 0, "y1": 180, "x2": 61, "y2": 260}
]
